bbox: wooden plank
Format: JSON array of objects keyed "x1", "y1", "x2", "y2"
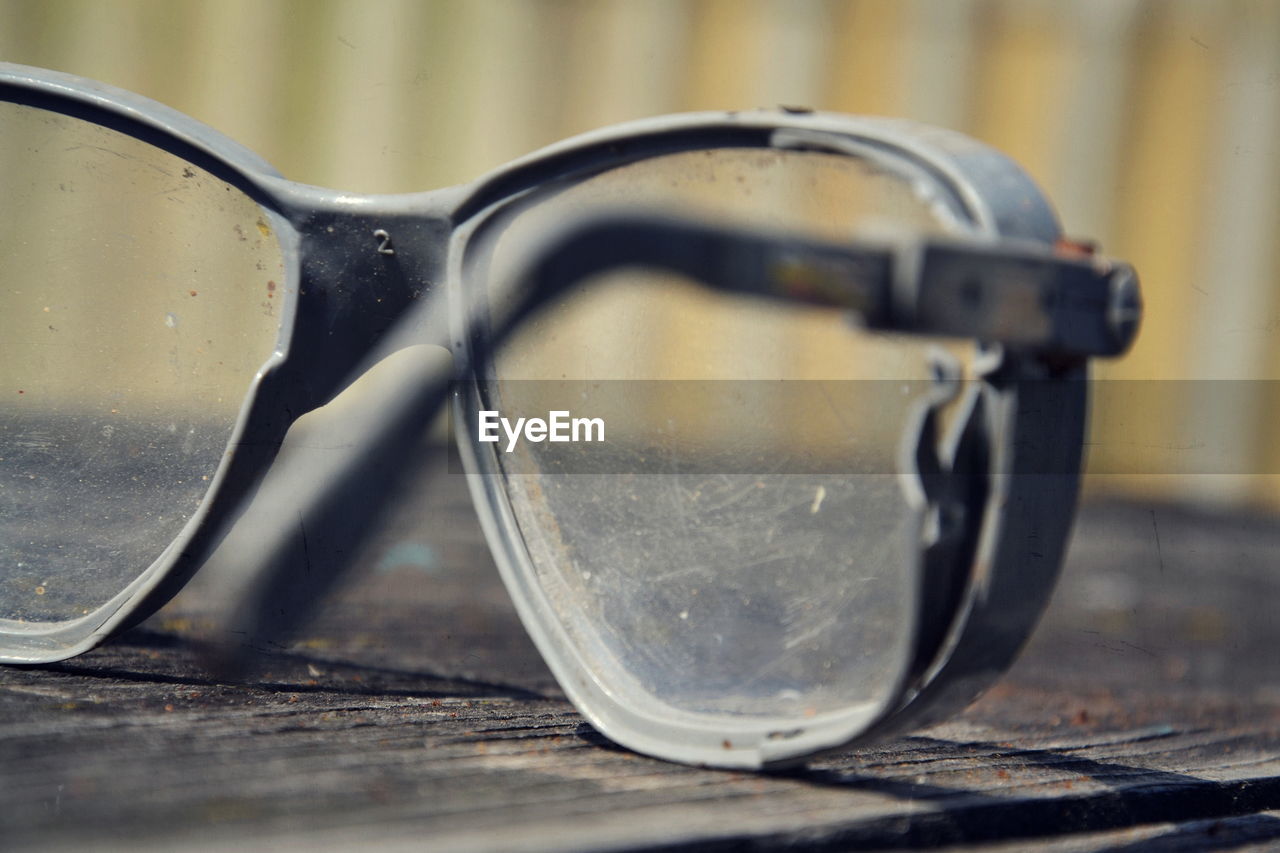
[{"x1": 3, "y1": 476, "x2": 1280, "y2": 851}]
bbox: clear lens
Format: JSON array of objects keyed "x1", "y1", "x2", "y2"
[
  {"x1": 0, "y1": 102, "x2": 283, "y2": 626},
  {"x1": 470, "y1": 148, "x2": 971, "y2": 725}
]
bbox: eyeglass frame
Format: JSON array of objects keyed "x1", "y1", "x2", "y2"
[{"x1": 0, "y1": 61, "x2": 1130, "y2": 768}]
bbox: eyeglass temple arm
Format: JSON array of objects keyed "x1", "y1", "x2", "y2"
[
  {"x1": 509, "y1": 214, "x2": 1141, "y2": 361},
  {"x1": 210, "y1": 213, "x2": 1139, "y2": 676}
]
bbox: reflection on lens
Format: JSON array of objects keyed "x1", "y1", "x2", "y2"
[
  {"x1": 0, "y1": 103, "x2": 282, "y2": 627},
  {"x1": 471, "y1": 149, "x2": 971, "y2": 723}
]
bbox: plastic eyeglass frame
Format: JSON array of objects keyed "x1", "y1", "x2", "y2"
[{"x1": 0, "y1": 61, "x2": 1125, "y2": 768}]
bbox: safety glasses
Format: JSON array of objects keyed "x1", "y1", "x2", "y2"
[{"x1": 0, "y1": 63, "x2": 1139, "y2": 768}]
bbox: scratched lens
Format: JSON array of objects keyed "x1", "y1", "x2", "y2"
[
  {"x1": 468, "y1": 148, "x2": 972, "y2": 726},
  {"x1": 0, "y1": 102, "x2": 282, "y2": 636}
]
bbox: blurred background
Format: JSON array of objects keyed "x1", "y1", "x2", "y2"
[{"x1": 2, "y1": 0, "x2": 1279, "y2": 509}]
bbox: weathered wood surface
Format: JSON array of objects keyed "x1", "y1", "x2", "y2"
[{"x1": 4, "y1": 467, "x2": 1280, "y2": 851}]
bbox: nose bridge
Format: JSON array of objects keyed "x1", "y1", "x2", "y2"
[{"x1": 280, "y1": 205, "x2": 453, "y2": 412}]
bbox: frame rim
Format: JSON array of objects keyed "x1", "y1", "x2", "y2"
[
  {"x1": 446, "y1": 112, "x2": 1078, "y2": 767},
  {"x1": 0, "y1": 62, "x2": 307, "y2": 661}
]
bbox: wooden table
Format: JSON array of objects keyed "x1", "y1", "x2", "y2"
[{"x1": 5, "y1": 459, "x2": 1280, "y2": 851}]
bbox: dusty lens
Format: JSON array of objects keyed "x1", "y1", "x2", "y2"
[
  {"x1": 0, "y1": 103, "x2": 282, "y2": 631},
  {"x1": 468, "y1": 147, "x2": 972, "y2": 726}
]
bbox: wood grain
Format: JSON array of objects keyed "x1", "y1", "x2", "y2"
[{"x1": 4, "y1": 473, "x2": 1280, "y2": 851}]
